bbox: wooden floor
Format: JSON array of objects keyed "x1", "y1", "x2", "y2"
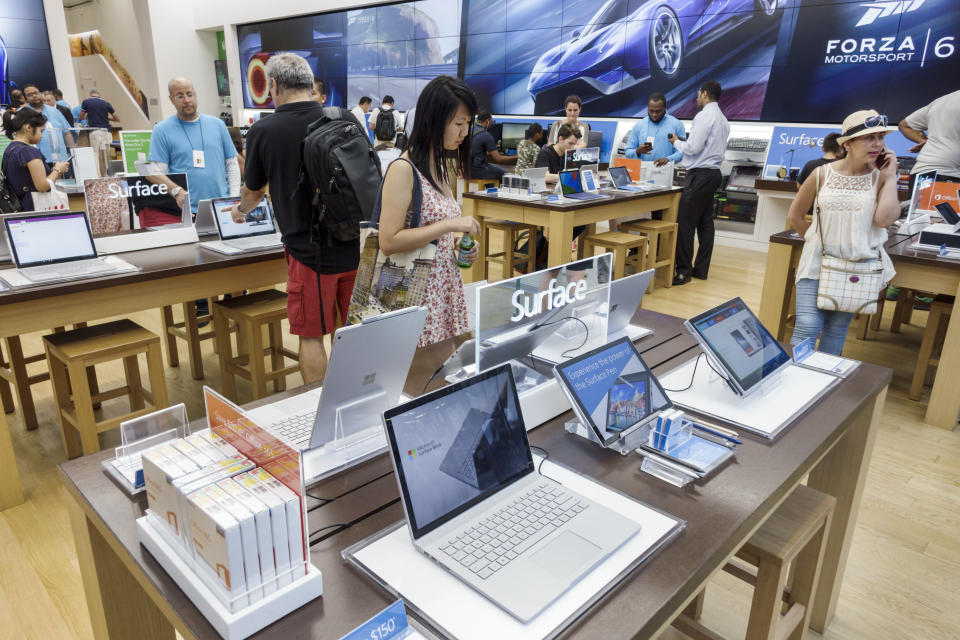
[{"x1": 2, "y1": 244, "x2": 958, "y2": 639}]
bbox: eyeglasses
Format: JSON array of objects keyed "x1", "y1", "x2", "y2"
[{"x1": 841, "y1": 114, "x2": 888, "y2": 138}]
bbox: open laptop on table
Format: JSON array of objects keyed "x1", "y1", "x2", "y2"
[
  {"x1": 521, "y1": 167, "x2": 548, "y2": 193},
  {"x1": 382, "y1": 363, "x2": 642, "y2": 622},
  {"x1": 558, "y1": 169, "x2": 607, "y2": 201},
  {"x1": 2, "y1": 211, "x2": 135, "y2": 284},
  {"x1": 200, "y1": 195, "x2": 282, "y2": 254},
  {"x1": 245, "y1": 306, "x2": 428, "y2": 452},
  {"x1": 608, "y1": 165, "x2": 646, "y2": 192},
  {"x1": 193, "y1": 199, "x2": 218, "y2": 236}
]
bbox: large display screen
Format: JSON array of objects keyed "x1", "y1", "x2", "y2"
[
  {"x1": 0, "y1": 0, "x2": 59, "y2": 105},
  {"x1": 238, "y1": 0, "x2": 960, "y2": 123}
]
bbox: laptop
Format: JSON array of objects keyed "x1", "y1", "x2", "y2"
[
  {"x1": 521, "y1": 167, "x2": 548, "y2": 193},
  {"x1": 245, "y1": 306, "x2": 427, "y2": 451},
  {"x1": 558, "y1": 170, "x2": 607, "y2": 201},
  {"x1": 194, "y1": 199, "x2": 218, "y2": 236},
  {"x1": 606, "y1": 268, "x2": 655, "y2": 341},
  {"x1": 935, "y1": 199, "x2": 960, "y2": 225},
  {"x1": 608, "y1": 165, "x2": 645, "y2": 192},
  {"x1": 684, "y1": 297, "x2": 792, "y2": 397},
  {"x1": 201, "y1": 195, "x2": 282, "y2": 254},
  {"x1": 2, "y1": 211, "x2": 133, "y2": 284},
  {"x1": 382, "y1": 363, "x2": 642, "y2": 622}
]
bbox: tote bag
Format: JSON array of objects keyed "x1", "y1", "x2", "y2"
[
  {"x1": 346, "y1": 158, "x2": 437, "y2": 324},
  {"x1": 31, "y1": 179, "x2": 70, "y2": 212}
]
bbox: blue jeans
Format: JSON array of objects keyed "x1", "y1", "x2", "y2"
[{"x1": 790, "y1": 278, "x2": 854, "y2": 356}]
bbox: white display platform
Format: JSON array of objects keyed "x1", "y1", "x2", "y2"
[
  {"x1": 137, "y1": 516, "x2": 323, "y2": 640},
  {"x1": 518, "y1": 378, "x2": 569, "y2": 431},
  {"x1": 95, "y1": 224, "x2": 199, "y2": 255},
  {"x1": 0, "y1": 255, "x2": 140, "y2": 288},
  {"x1": 342, "y1": 455, "x2": 684, "y2": 640},
  {"x1": 661, "y1": 358, "x2": 839, "y2": 439},
  {"x1": 532, "y1": 323, "x2": 653, "y2": 364}
]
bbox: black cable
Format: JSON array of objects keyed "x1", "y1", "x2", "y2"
[
  {"x1": 559, "y1": 316, "x2": 590, "y2": 358},
  {"x1": 661, "y1": 352, "x2": 705, "y2": 392},
  {"x1": 308, "y1": 523, "x2": 348, "y2": 541},
  {"x1": 528, "y1": 445, "x2": 562, "y2": 484}
]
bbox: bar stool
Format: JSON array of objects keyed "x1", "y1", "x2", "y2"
[
  {"x1": 621, "y1": 219, "x2": 678, "y2": 292},
  {"x1": 212, "y1": 289, "x2": 300, "y2": 401},
  {"x1": 909, "y1": 294, "x2": 954, "y2": 401},
  {"x1": 159, "y1": 298, "x2": 238, "y2": 380},
  {"x1": 482, "y1": 220, "x2": 540, "y2": 280},
  {"x1": 44, "y1": 320, "x2": 169, "y2": 459},
  {"x1": 580, "y1": 231, "x2": 647, "y2": 280},
  {"x1": 673, "y1": 484, "x2": 836, "y2": 640}
]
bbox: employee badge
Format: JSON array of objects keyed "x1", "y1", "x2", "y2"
[{"x1": 193, "y1": 149, "x2": 205, "y2": 168}]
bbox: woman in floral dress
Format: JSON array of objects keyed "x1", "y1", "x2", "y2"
[{"x1": 378, "y1": 76, "x2": 481, "y2": 346}]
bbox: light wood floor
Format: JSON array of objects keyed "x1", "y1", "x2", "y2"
[{"x1": 1, "y1": 244, "x2": 958, "y2": 639}]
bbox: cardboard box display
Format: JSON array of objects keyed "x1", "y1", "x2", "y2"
[
  {"x1": 249, "y1": 468, "x2": 306, "y2": 581},
  {"x1": 204, "y1": 484, "x2": 263, "y2": 603},
  {"x1": 187, "y1": 488, "x2": 248, "y2": 611},
  {"x1": 237, "y1": 471, "x2": 293, "y2": 588}
]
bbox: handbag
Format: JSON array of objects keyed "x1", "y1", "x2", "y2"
[
  {"x1": 346, "y1": 158, "x2": 437, "y2": 324},
  {"x1": 813, "y1": 167, "x2": 885, "y2": 314},
  {"x1": 31, "y1": 178, "x2": 70, "y2": 212}
]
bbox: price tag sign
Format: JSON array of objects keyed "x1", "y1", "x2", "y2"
[
  {"x1": 792, "y1": 338, "x2": 814, "y2": 363},
  {"x1": 340, "y1": 600, "x2": 416, "y2": 640}
]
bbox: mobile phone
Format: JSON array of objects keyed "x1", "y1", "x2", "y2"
[{"x1": 876, "y1": 148, "x2": 889, "y2": 169}]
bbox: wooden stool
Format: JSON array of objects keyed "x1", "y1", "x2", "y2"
[
  {"x1": 213, "y1": 289, "x2": 299, "y2": 401},
  {"x1": 159, "y1": 298, "x2": 238, "y2": 380},
  {"x1": 673, "y1": 484, "x2": 836, "y2": 640},
  {"x1": 621, "y1": 219, "x2": 678, "y2": 292},
  {"x1": 909, "y1": 294, "x2": 954, "y2": 401},
  {"x1": 580, "y1": 231, "x2": 647, "y2": 280},
  {"x1": 44, "y1": 320, "x2": 168, "y2": 459},
  {"x1": 482, "y1": 220, "x2": 539, "y2": 280}
]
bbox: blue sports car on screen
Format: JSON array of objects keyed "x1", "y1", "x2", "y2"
[{"x1": 527, "y1": 0, "x2": 779, "y2": 111}]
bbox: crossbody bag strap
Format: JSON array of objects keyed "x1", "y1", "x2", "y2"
[{"x1": 815, "y1": 165, "x2": 827, "y2": 257}]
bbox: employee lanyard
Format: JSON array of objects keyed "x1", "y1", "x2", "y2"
[{"x1": 178, "y1": 117, "x2": 205, "y2": 151}]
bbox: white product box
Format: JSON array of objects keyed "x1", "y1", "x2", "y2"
[
  {"x1": 249, "y1": 469, "x2": 306, "y2": 582},
  {"x1": 205, "y1": 484, "x2": 263, "y2": 604},
  {"x1": 218, "y1": 477, "x2": 278, "y2": 596},
  {"x1": 143, "y1": 445, "x2": 199, "y2": 538},
  {"x1": 187, "y1": 488, "x2": 248, "y2": 611},
  {"x1": 171, "y1": 439, "x2": 216, "y2": 467},
  {"x1": 184, "y1": 432, "x2": 230, "y2": 463},
  {"x1": 194, "y1": 429, "x2": 241, "y2": 457},
  {"x1": 239, "y1": 471, "x2": 292, "y2": 587}
]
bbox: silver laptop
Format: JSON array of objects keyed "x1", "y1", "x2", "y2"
[
  {"x1": 607, "y1": 268, "x2": 655, "y2": 341},
  {"x1": 2, "y1": 211, "x2": 130, "y2": 284},
  {"x1": 201, "y1": 195, "x2": 282, "y2": 254},
  {"x1": 245, "y1": 306, "x2": 428, "y2": 451},
  {"x1": 382, "y1": 364, "x2": 642, "y2": 622},
  {"x1": 194, "y1": 199, "x2": 218, "y2": 236},
  {"x1": 522, "y1": 167, "x2": 548, "y2": 193},
  {"x1": 608, "y1": 165, "x2": 645, "y2": 192}
]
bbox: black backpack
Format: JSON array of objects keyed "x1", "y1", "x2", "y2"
[
  {"x1": 374, "y1": 108, "x2": 396, "y2": 141},
  {"x1": 0, "y1": 144, "x2": 23, "y2": 214},
  {"x1": 300, "y1": 106, "x2": 382, "y2": 245}
]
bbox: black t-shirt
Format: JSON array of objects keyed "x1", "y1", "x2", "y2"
[
  {"x1": 535, "y1": 144, "x2": 563, "y2": 174},
  {"x1": 243, "y1": 100, "x2": 359, "y2": 274},
  {"x1": 56, "y1": 104, "x2": 75, "y2": 127},
  {"x1": 471, "y1": 125, "x2": 496, "y2": 168},
  {"x1": 81, "y1": 97, "x2": 114, "y2": 129},
  {"x1": 798, "y1": 157, "x2": 836, "y2": 185}
]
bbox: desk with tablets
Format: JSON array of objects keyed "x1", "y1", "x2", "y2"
[{"x1": 60, "y1": 309, "x2": 890, "y2": 639}]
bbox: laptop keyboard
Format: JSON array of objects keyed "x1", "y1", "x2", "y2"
[
  {"x1": 21, "y1": 259, "x2": 114, "y2": 282},
  {"x1": 266, "y1": 411, "x2": 313, "y2": 450},
  {"x1": 226, "y1": 235, "x2": 281, "y2": 250},
  {"x1": 439, "y1": 482, "x2": 588, "y2": 580}
]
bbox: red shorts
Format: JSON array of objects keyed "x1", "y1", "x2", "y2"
[
  {"x1": 137, "y1": 207, "x2": 182, "y2": 228},
  {"x1": 285, "y1": 252, "x2": 356, "y2": 337}
]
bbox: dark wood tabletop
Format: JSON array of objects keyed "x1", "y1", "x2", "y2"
[
  {"x1": 0, "y1": 242, "x2": 284, "y2": 304},
  {"x1": 59, "y1": 309, "x2": 891, "y2": 640},
  {"x1": 462, "y1": 187, "x2": 682, "y2": 211},
  {"x1": 768, "y1": 228, "x2": 960, "y2": 270},
  {"x1": 754, "y1": 179, "x2": 798, "y2": 193}
]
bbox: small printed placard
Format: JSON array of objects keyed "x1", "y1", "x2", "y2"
[
  {"x1": 340, "y1": 600, "x2": 421, "y2": 640},
  {"x1": 792, "y1": 338, "x2": 814, "y2": 363}
]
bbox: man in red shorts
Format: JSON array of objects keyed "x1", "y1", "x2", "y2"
[{"x1": 231, "y1": 53, "x2": 359, "y2": 383}]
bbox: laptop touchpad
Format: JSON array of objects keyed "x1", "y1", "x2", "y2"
[{"x1": 530, "y1": 531, "x2": 600, "y2": 579}]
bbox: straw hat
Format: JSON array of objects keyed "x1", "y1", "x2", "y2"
[{"x1": 836, "y1": 109, "x2": 897, "y2": 145}]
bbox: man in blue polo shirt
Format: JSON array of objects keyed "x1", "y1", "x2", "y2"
[
  {"x1": 79, "y1": 89, "x2": 119, "y2": 129},
  {"x1": 148, "y1": 77, "x2": 239, "y2": 214},
  {"x1": 625, "y1": 93, "x2": 685, "y2": 167},
  {"x1": 20, "y1": 83, "x2": 74, "y2": 163}
]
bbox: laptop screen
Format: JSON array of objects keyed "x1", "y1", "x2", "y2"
[
  {"x1": 687, "y1": 297, "x2": 791, "y2": 393},
  {"x1": 906, "y1": 170, "x2": 937, "y2": 221},
  {"x1": 559, "y1": 170, "x2": 582, "y2": 195},
  {"x1": 4, "y1": 211, "x2": 97, "y2": 268},
  {"x1": 555, "y1": 337, "x2": 671, "y2": 445},
  {"x1": 211, "y1": 195, "x2": 277, "y2": 239},
  {"x1": 564, "y1": 146, "x2": 600, "y2": 170},
  {"x1": 608, "y1": 165, "x2": 631, "y2": 188},
  {"x1": 384, "y1": 364, "x2": 532, "y2": 539},
  {"x1": 83, "y1": 173, "x2": 189, "y2": 235}
]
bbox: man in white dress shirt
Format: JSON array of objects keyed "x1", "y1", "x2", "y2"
[{"x1": 668, "y1": 80, "x2": 730, "y2": 285}]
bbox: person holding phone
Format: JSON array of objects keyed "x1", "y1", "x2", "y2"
[
  {"x1": 785, "y1": 109, "x2": 899, "y2": 355},
  {"x1": 624, "y1": 93, "x2": 685, "y2": 167},
  {"x1": 1, "y1": 109, "x2": 70, "y2": 210}
]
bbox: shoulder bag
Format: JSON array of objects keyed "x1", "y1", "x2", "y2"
[
  {"x1": 813, "y1": 166, "x2": 885, "y2": 315},
  {"x1": 345, "y1": 157, "x2": 438, "y2": 324}
]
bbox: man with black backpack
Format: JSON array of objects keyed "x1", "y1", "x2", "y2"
[
  {"x1": 231, "y1": 53, "x2": 369, "y2": 383},
  {"x1": 367, "y1": 95, "x2": 404, "y2": 148}
]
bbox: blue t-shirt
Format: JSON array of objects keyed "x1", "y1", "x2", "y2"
[
  {"x1": 80, "y1": 97, "x2": 115, "y2": 129},
  {"x1": 149, "y1": 114, "x2": 236, "y2": 212},
  {"x1": 22, "y1": 104, "x2": 72, "y2": 163},
  {"x1": 2, "y1": 141, "x2": 45, "y2": 211}
]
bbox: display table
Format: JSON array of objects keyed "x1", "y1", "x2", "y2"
[
  {"x1": 759, "y1": 229, "x2": 960, "y2": 429},
  {"x1": 461, "y1": 188, "x2": 682, "y2": 283},
  {"x1": 0, "y1": 244, "x2": 287, "y2": 501},
  {"x1": 60, "y1": 309, "x2": 890, "y2": 639},
  {"x1": 751, "y1": 179, "x2": 799, "y2": 250}
]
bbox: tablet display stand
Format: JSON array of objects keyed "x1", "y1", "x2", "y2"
[
  {"x1": 331, "y1": 387, "x2": 388, "y2": 456},
  {"x1": 564, "y1": 417, "x2": 651, "y2": 456},
  {"x1": 101, "y1": 404, "x2": 189, "y2": 495}
]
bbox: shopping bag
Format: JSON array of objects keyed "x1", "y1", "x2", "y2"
[{"x1": 31, "y1": 179, "x2": 70, "y2": 211}]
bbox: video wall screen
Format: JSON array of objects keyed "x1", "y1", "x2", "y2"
[
  {"x1": 237, "y1": 0, "x2": 960, "y2": 123},
  {"x1": 0, "y1": 0, "x2": 58, "y2": 105}
]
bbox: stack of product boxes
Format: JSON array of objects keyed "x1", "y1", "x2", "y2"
[{"x1": 142, "y1": 429, "x2": 305, "y2": 613}]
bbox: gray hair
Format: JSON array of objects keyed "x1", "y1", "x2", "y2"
[
  {"x1": 265, "y1": 53, "x2": 314, "y2": 92},
  {"x1": 89, "y1": 89, "x2": 100, "y2": 96}
]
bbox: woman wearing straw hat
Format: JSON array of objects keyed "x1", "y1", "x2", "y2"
[{"x1": 785, "y1": 109, "x2": 900, "y2": 355}]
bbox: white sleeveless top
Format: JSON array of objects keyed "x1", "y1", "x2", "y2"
[{"x1": 795, "y1": 163, "x2": 895, "y2": 284}]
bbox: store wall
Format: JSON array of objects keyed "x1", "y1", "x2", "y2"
[
  {"x1": 41, "y1": 0, "x2": 78, "y2": 104},
  {"x1": 192, "y1": 0, "x2": 366, "y2": 31}
]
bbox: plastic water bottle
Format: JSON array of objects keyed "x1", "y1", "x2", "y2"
[{"x1": 455, "y1": 235, "x2": 475, "y2": 269}]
